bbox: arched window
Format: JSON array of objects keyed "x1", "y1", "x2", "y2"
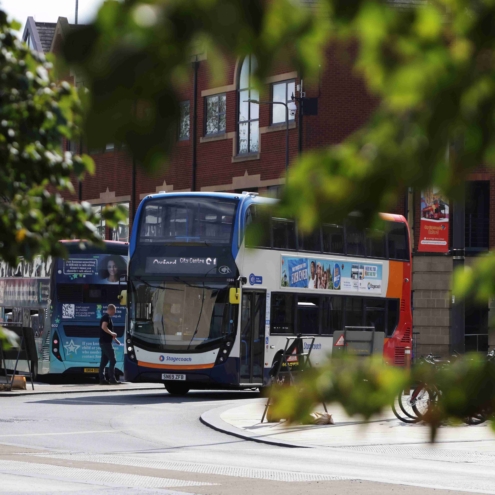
[{"x1": 238, "y1": 56, "x2": 259, "y2": 154}]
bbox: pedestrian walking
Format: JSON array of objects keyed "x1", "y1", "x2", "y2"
[{"x1": 99, "y1": 304, "x2": 121, "y2": 385}]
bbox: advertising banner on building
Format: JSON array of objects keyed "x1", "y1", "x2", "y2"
[
  {"x1": 418, "y1": 188, "x2": 450, "y2": 253},
  {"x1": 0, "y1": 278, "x2": 50, "y2": 307},
  {"x1": 280, "y1": 256, "x2": 383, "y2": 295}
]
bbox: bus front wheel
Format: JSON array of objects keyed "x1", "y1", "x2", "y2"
[{"x1": 164, "y1": 382, "x2": 190, "y2": 396}]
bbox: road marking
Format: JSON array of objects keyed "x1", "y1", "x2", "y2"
[
  {"x1": 40, "y1": 453, "x2": 350, "y2": 482},
  {"x1": 0, "y1": 460, "x2": 215, "y2": 490},
  {"x1": 0, "y1": 430, "x2": 118, "y2": 438}
]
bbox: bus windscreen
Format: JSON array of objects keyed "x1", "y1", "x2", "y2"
[{"x1": 138, "y1": 197, "x2": 237, "y2": 245}]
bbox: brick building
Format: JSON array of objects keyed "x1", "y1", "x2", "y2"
[{"x1": 23, "y1": 13, "x2": 494, "y2": 358}]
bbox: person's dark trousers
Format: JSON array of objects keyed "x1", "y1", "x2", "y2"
[{"x1": 99, "y1": 343, "x2": 116, "y2": 381}]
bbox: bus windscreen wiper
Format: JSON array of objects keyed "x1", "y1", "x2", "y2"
[{"x1": 187, "y1": 283, "x2": 206, "y2": 350}]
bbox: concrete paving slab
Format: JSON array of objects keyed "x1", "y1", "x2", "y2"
[
  {"x1": 0, "y1": 382, "x2": 164, "y2": 397},
  {"x1": 201, "y1": 398, "x2": 495, "y2": 450}
]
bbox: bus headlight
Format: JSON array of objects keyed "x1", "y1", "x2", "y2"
[
  {"x1": 126, "y1": 337, "x2": 137, "y2": 362},
  {"x1": 214, "y1": 337, "x2": 235, "y2": 366}
]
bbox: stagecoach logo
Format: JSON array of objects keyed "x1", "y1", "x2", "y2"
[
  {"x1": 367, "y1": 282, "x2": 381, "y2": 290},
  {"x1": 159, "y1": 355, "x2": 165, "y2": 362},
  {"x1": 218, "y1": 266, "x2": 231, "y2": 275},
  {"x1": 249, "y1": 273, "x2": 263, "y2": 285}
]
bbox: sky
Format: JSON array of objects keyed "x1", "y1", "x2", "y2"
[{"x1": 0, "y1": 0, "x2": 107, "y2": 36}]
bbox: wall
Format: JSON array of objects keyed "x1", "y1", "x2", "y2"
[{"x1": 412, "y1": 256, "x2": 452, "y2": 357}]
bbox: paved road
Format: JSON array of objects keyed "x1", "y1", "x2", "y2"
[{"x1": 0, "y1": 388, "x2": 493, "y2": 494}]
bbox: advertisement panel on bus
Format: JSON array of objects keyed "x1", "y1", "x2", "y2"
[
  {"x1": 52, "y1": 253, "x2": 128, "y2": 371},
  {"x1": 280, "y1": 256, "x2": 383, "y2": 294}
]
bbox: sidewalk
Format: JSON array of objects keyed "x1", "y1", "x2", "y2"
[
  {"x1": 201, "y1": 398, "x2": 495, "y2": 451},
  {"x1": 0, "y1": 379, "x2": 164, "y2": 397}
]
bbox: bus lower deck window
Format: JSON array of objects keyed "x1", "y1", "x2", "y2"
[
  {"x1": 297, "y1": 296, "x2": 320, "y2": 335},
  {"x1": 270, "y1": 293, "x2": 294, "y2": 333}
]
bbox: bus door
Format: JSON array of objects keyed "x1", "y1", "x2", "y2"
[{"x1": 240, "y1": 291, "x2": 266, "y2": 385}]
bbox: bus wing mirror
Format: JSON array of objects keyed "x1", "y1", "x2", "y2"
[
  {"x1": 117, "y1": 290, "x2": 127, "y2": 306},
  {"x1": 229, "y1": 288, "x2": 240, "y2": 305}
]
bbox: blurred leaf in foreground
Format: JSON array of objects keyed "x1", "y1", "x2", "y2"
[
  {"x1": 0, "y1": 10, "x2": 123, "y2": 266},
  {"x1": 269, "y1": 353, "x2": 495, "y2": 442}
]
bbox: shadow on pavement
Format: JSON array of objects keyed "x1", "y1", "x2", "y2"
[{"x1": 30, "y1": 390, "x2": 262, "y2": 406}]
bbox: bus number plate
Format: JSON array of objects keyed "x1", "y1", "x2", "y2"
[
  {"x1": 162, "y1": 374, "x2": 186, "y2": 381},
  {"x1": 84, "y1": 368, "x2": 99, "y2": 373}
]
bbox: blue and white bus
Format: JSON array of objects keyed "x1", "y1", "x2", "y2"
[
  {"x1": 0, "y1": 241, "x2": 128, "y2": 378},
  {"x1": 124, "y1": 192, "x2": 412, "y2": 395}
]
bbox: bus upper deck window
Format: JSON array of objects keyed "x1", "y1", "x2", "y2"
[
  {"x1": 298, "y1": 228, "x2": 321, "y2": 252},
  {"x1": 345, "y1": 222, "x2": 365, "y2": 256},
  {"x1": 272, "y1": 218, "x2": 296, "y2": 250},
  {"x1": 245, "y1": 205, "x2": 270, "y2": 248},
  {"x1": 387, "y1": 222, "x2": 409, "y2": 261},
  {"x1": 322, "y1": 224, "x2": 344, "y2": 254},
  {"x1": 365, "y1": 229, "x2": 386, "y2": 258}
]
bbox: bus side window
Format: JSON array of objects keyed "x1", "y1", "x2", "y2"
[
  {"x1": 322, "y1": 224, "x2": 344, "y2": 254},
  {"x1": 298, "y1": 227, "x2": 322, "y2": 252},
  {"x1": 365, "y1": 229, "x2": 386, "y2": 258},
  {"x1": 345, "y1": 297, "x2": 364, "y2": 327},
  {"x1": 272, "y1": 218, "x2": 296, "y2": 250},
  {"x1": 270, "y1": 293, "x2": 294, "y2": 334},
  {"x1": 245, "y1": 205, "x2": 270, "y2": 248},
  {"x1": 364, "y1": 298, "x2": 386, "y2": 333},
  {"x1": 387, "y1": 222, "x2": 410, "y2": 261},
  {"x1": 387, "y1": 299, "x2": 400, "y2": 336},
  {"x1": 296, "y1": 295, "x2": 320, "y2": 335},
  {"x1": 321, "y1": 296, "x2": 343, "y2": 335},
  {"x1": 345, "y1": 221, "x2": 365, "y2": 256}
]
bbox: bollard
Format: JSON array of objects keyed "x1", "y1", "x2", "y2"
[
  {"x1": 404, "y1": 346, "x2": 411, "y2": 369},
  {"x1": 404, "y1": 346, "x2": 412, "y2": 395}
]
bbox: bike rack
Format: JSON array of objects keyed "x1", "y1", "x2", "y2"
[{"x1": 261, "y1": 336, "x2": 327, "y2": 423}]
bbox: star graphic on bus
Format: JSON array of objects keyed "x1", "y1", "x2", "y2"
[{"x1": 64, "y1": 340, "x2": 80, "y2": 355}]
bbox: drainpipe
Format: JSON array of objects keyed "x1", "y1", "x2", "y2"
[
  {"x1": 451, "y1": 190, "x2": 466, "y2": 354},
  {"x1": 450, "y1": 142, "x2": 466, "y2": 354},
  {"x1": 191, "y1": 57, "x2": 199, "y2": 191}
]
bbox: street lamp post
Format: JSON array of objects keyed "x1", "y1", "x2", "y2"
[{"x1": 245, "y1": 99, "x2": 296, "y2": 181}]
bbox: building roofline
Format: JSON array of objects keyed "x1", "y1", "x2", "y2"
[{"x1": 22, "y1": 17, "x2": 43, "y2": 52}]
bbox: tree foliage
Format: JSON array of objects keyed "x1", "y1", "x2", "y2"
[
  {"x1": 61, "y1": 0, "x2": 495, "y2": 436},
  {"x1": 0, "y1": 10, "x2": 122, "y2": 268}
]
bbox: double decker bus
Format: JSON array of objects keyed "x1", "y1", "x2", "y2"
[
  {"x1": 0, "y1": 241, "x2": 128, "y2": 378},
  {"x1": 124, "y1": 192, "x2": 412, "y2": 395}
]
